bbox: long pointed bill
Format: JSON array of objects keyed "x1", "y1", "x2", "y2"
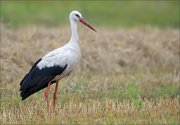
[{"x1": 79, "y1": 18, "x2": 97, "y2": 32}]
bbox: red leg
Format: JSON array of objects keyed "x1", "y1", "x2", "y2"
[
  {"x1": 53, "y1": 80, "x2": 59, "y2": 113},
  {"x1": 44, "y1": 81, "x2": 51, "y2": 113}
]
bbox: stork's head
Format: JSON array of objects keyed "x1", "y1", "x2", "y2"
[{"x1": 69, "y1": 10, "x2": 97, "y2": 32}]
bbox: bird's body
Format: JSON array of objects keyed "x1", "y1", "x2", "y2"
[
  {"x1": 20, "y1": 40, "x2": 81, "y2": 100},
  {"x1": 38, "y1": 39, "x2": 81, "y2": 80},
  {"x1": 20, "y1": 10, "x2": 96, "y2": 112}
]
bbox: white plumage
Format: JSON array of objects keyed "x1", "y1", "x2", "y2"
[
  {"x1": 38, "y1": 40, "x2": 81, "y2": 80},
  {"x1": 38, "y1": 11, "x2": 82, "y2": 71},
  {"x1": 20, "y1": 10, "x2": 96, "y2": 113}
]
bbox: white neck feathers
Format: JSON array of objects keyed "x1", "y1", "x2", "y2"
[{"x1": 69, "y1": 18, "x2": 79, "y2": 43}]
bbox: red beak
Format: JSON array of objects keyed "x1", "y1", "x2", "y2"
[{"x1": 79, "y1": 18, "x2": 97, "y2": 32}]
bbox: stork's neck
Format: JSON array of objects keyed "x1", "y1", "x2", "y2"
[{"x1": 70, "y1": 19, "x2": 79, "y2": 43}]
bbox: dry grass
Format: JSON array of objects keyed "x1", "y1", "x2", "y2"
[
  {"x1": 1, "y1": 97, "x2": 180, "y2": 124},
  {"x1": 1, "y1": 71, "x2": 180, "y2": 124},
  {"x1": 1, "y1": 24, "x2": 179, "y2": 82},
  {"x1": 0, "y1": 24, "x2": 180, "y2": 124}
]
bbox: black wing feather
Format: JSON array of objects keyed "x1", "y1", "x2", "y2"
[
  {"x1": 20, "y1": 59, "x2": 42, "y2": 86},
  {"x1": 20, "y1": 59, "x2": 67, "y2": 100}
]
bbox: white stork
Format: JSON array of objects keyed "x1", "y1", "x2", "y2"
[{"x1": 20, "y1": 10, "x2": 96, "y2": 112}]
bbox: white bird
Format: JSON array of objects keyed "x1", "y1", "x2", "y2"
[{"x1": 20, "y1": 10, "x2": 96, "y2": 112}]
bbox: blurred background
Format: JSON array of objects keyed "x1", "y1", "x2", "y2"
[
  {"x1": 1, "y1": 1, "x2": 179, "y2": 28},
  {"x1": 1, "y1": 1, "x2": 180, "y2": 124}
]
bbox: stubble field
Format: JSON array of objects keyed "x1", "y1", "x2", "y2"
[{"x1": 0, "y1": 24, "x2": 180, "y2": 124}]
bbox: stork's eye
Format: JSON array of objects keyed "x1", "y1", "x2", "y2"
[{"x1": 75, "y1": 14, "x2": 80, "y2": 18}]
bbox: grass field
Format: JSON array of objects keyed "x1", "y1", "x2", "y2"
[
  {"x1": 1, "y1": 71, "x2": 180, "y2": 124},
  {"x1": 1, "y1": 1, "x2": 179, "y2": 28},
  {"x1": 0, "y1": 24, "x2": 179, "y2": 124},
  {"x1": 0, "y1": 1, "x2": 180, "y2": 125}
]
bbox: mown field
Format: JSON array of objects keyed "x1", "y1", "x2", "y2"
[
  {"x1": 0, "y1": 24, "x2": 179, "y2": 124},
  {"x1": 0, "y1": 1, "x2": 180, "y2": 125}
]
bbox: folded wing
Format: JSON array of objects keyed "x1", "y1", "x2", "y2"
[{"x1": 20, "y1": 58, "x2": 67, "y2": 100}]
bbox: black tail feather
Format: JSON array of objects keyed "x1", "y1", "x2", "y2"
[{"x1": 20, "y1": 77, "x2": 53, "y2": 100}]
